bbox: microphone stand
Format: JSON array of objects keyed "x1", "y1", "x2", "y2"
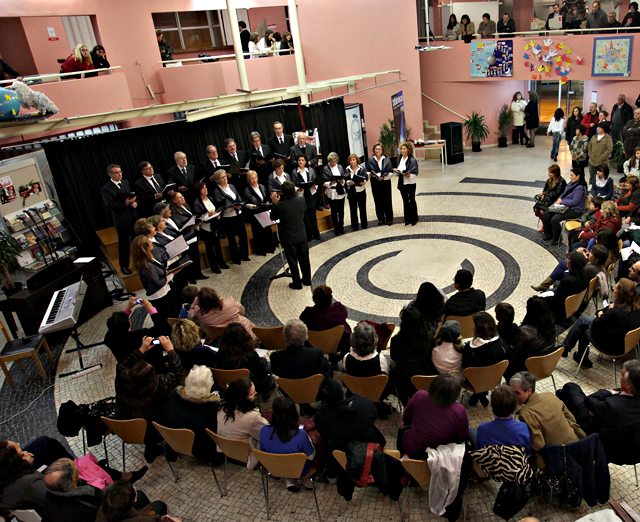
[
  {"x1": 27, "y1": 208, "x2": 59, "y2": 261},
  {"x1": 17, "y1": 214, "x2": 49, "y2": 266}
]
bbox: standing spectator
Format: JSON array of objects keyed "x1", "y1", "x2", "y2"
[
  {"x1": 622, "y1": 2, "x2": 640, "y2": 29},
  {"x1": 606, "y1": 12, "x2": 622, "y2": 32},
  {"x1": 90, "y1": 45, "x2": 110, "y2": 70},
  {"x1": 60, "y1": 44, "x2": 94, "y2": 76},
  {"x1": 545, "y1": 3, "x2": 562, "y2": 30},
  {"x1": 444, "y1": 14, "x2": 460, "y2": 41},
  {"x1": 511, "y1": 92, "x2": 529, "y2": 145},
  {"x1": 611, "y1": 94, "x2": 634, "y2": 142},
  {"x1": 525, "y1": 91, "x2": 539, "y2": 148},
  {"x1": 571, "y1": 124, "x2": 590, "y2": 169},
  {"x1": 565, "y1": 5, "x2": 585, "y2": 29},
  {"x1": 280, "y1": 32, "x2": 294, "y2": 54},
  {"x1": 547, "y1": 108, "x2": 565, "y2": 162},
  {"x1": 238, "y1": 21, "x2": 251, "y2": 59},
  {"x1": 497, "y1": 13, "x2": 516, "y2": 37},
  {"x1": 156, "y1": 30, "x2": 173, "y2": 64},
  {"x1": 588, "y1": 123, "x2": 614, "y2": 184},
  {"x1": 248, "y1": 32, "x2": 260, "y2": 58},
  {"x1": 459, "y1": 15, "x2": 476, "y2": 43},
  {"x1": 582, "y1": 102, "x2": 599, "y2": 138},
  {"x1": 587, "y1": 1, "x2": 608, "y2": 29},
  {"x1": 623, "y1": 109, "x2": 640, "y2": 160},
  {"x1": 566, "y1": 107, "x2": 583, "y2": 148},
  {"x1": 478, "y1": 13, "x2": 496, "y2": 37}
]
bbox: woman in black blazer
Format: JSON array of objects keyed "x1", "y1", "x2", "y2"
[
  {"x1": 192, "y1": 181, "x2": 227, "y2": 274},
  {"x1": 148, "y1": 215, "x2": 175, "y2": 247},
  {"x1": 323, "y1": 152, "x2": 347, "y2": 235},
  {"x1": 366, "y1": 142, "x2": 394, "y2": 226},
  {"x1": 293, "y1": 154, "x2": 320, "y2": 241},
  {"x1": 211, "y1": 171, "x2": 250, "y2": 265},
  {"x1": 543, "y1": 250, "x2": 588, "y2": 323},
  {"x1": 243, "y1": 170, "x2": 276, "y2": 256},
  {"x1": 394, "y1": 141, "x2": 419, "y2": 226},
  {"x1": 346, "y1": 154, "x2": 369, "y2": 230},
  {"x1": 267, "y1": 159, "x2": 290, "y2": 194}
]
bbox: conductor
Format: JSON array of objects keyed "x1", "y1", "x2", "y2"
[{"x1": 270, "y1": 181, "x2": 311, "y2": 290}]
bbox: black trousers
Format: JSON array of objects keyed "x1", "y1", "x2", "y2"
[
  {"x1": 150, "y1": 291, "x2": 174, "y2": 324},
  {"x1": 328, "y1": 197, "x2": 346, "y2": 234},
  {"x1": 303, "y1": 206, "x2": 320, "y2": 241},
  {"x1": 199, "y1": 228, "x2": 224, "y2": 269},
  {"x1": 556, "y1": 383, "x2": 594, "y2": 433},
  {"x1": 115, "y1": 225, "x2": 135, "y2": 270},
  {"x1": 370, "y1": 178, "x2": 393, "y2": 224},
  {"x1": 249, "y1": 213, "x2": 275, "y2": 255},
  {"x1": 348, "y1": 190, "x2": 368, "y2": 230},
  {"x1": 283, "y1": 239, "x2": 311, "y2": 285},
  {"x1": 186, "y1": 239, "x2": 203, "y2": 279},
  {"x1": 221, "y1": 215, "x2": 249, "y2": 263},
  {"x1": 399, "y1": 184, "x2": 418, "y2": 224},
  {"x1": 542, "y1": 208, "x2": 581, "y2": 242},
  {"x1": 515, "y1": 125, "x2": 528, "y2": 144},
  {"x1": 24, "y1": 436, "x2": 75, "y2": 469}
]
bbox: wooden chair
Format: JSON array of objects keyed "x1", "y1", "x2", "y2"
[
  {"x1": 209, "y1": 368, "x2": 250, "y2": 390},
  {"x1": 411, "y1": 372, "x2": 459, "y2": 392},
  {"x1": 253, "y1": 326, "x2": 287, "y2": 351},
  {"x1": 100, "y1": 418, "x2": 147, "y2": 472},
  {"x1": 378, "y1": 323, "x2": 396, "y2": 350},
  {"x1": 564, "y1": 288, "x2": 587, "y2": 320},
  {"x1": 307, "y1": 325, "x2": 344, "y2": 355},
  {"x1": 525, "y1": 347, "x2": 564, "y2": 390},
  {"x1": 200, "y1": 324, "x2": 227, "y2": 344},
  {"x1": 9, "y1": 510, "x2": 42, "y2": 522},
  {"x1": 152, "y1": 421, "x2": 222, "y2": 495},
  {"x1": 576, "y1": 327, "x2": 640, "y2": 385},
  {"x1": 586, "y1": 276, "x2": 598, "y2": 302},
  {"x1": 0, "y1": 320, "x2": 53, "y2": 387},
  {"x1": 463, "y1": 360, "x2": 509, "y2": 398},
  {"x1": 167, "y1": 318, "x2": 181, "y2": 327},
  {"x1": 276, "y1": 374, "x2": 324, "y2": 404},
  {"x1": 206, "y1": 429, "x2": 251, "y2": 496},
  {"x1": 341, "y1": 374, "x2": 388, "y2": 402},
  {"x1": 251, "y1": 449, "x2": 322, "y2": 522},
  {"x1": 444, "y1": 315, "x2": 475, "y2": 339},
  {"x1": 400, "y1": 458, "x2": 432, "y2": 515}
]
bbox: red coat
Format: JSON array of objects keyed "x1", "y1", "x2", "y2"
[
  {"x1": 579, "y1": 215, "x2": 622, "y2": 241},
  {"x1": 60, "y1": 55, "x2": 95, "y2": 73}
]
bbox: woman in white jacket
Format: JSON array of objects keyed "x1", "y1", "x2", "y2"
[
  {"x1": 511, "y1": 92, "x2": 528, "y2": 145},
  {"x1": 547, "y1": 108, "x2": 565, "y2": 162}
]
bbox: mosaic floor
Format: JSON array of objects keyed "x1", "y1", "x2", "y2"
[{"x1": 1, "y1": 136, "x2": 637, "y2": 522}]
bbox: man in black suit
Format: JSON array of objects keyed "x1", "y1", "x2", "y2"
[
  {"x1": 220, "y1": 138, "x2": 249, "y2": 191},
  {"x1": 167, "y1": 151, "x2": 197, "y2": 206},
  {"x1": 135, "y1": 161, "x2": 169, "y2": 217},
  {"x1": 247, "y1": 131, "x2": 273, "y2": 186},
  {"x1": 267, "y1": 121, "x2": 295, "y2": 171},
  {"x1": 558, "y1": 360, "x2": 640, "y2": 434},
  {"x1": 201, "y1": 145, "x2": 226, "y2": 191},
  {"x1": 101, "y1": 164, "x2": 138, "y2": 275},
  {"x1": 270, "y1": 181, "x2": 311, "y2": 290},
  {"x1": 238, "y1": 21, "x2": 251, "y2": 59},
  {"x1": 289, "y1": 131, "x2": 318, "y2": 168},
  {"x1": 270, "y1": 319, "x2": 332, "y2": 379},
  {"x1": 443, "y1": 269, "x2": 486, "y2": 317}
]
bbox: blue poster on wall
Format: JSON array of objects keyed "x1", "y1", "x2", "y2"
[
  {"x1": 470, "y1": 40, "x2": 514, "y2": 78},
  {"x1": 592, "y1": 36, "x2": 633, "y2": 77}
]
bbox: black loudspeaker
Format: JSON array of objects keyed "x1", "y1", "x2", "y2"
[{"x1": 440, "y1": 122, "x2": 464, "y2": 165}]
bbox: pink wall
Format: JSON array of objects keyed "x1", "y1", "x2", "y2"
[
  {"x1": 584, "y1": 79, "x2": 640, "y2": 112},
  {"x1": 21, "y1": 17, "x2": 71, "y2": 75},
  {"x1": 0, "y1": 18, "x2": 38, "y2": 77},
  {"x1": 247, "y1": 6, "x2": 288, "y2": 34}
]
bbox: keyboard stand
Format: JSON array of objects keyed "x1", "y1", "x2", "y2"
[{"x1": 59, "y1": 325, "x2": 103, "y2": 379}]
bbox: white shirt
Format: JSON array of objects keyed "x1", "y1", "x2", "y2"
[
  {"x1": 221, "y1": 185, "x2": 240, "y2": 218},
  {"x1": 397, "y1": 156, "x2": 417, "y2": 185},
  {"x1": 163, "y1": 218, "x2": 180, "y2": 233},
  {"x1": 432, "y1": 342, "x2": 463, "y2": 374},
  {"x1": 249, "y1": 41, "x2": 259, "y2": 58},
  {"x1": 199, "y1": 197, "x2": 218, "y2": 232},
  {"x1": 323, "y1": 165, "x2": 346, "y2": 200},
  {"x1": 296, "y1": 168, "x2": 317, "y2": 196},
  {"x1": 547, "y1": 118, "x2": 565, "y2": 134},
  {"x1": 346, "y1": 166, "x2": 367, "y2": 193}
]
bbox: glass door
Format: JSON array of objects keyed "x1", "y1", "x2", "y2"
[{"x1": 531, "y1": 79, "x2": 585, "y2": 128}]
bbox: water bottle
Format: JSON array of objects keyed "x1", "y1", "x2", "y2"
[{"x1": 351, "y1": 114, "x2": 361, "y2": 145}]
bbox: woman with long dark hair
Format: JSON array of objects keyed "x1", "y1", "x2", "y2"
[
  {"x1": 547, "y1": 108, "x2": 565, "y2": 162},
  {"x1": 405, "y1": 281, "x2": 446, "y2": 331},
  {"x1": 260, "y1": 397, "x2": 316, "y2": 492},
  {"x1": 566, "y1": 107, "x2": 583, "y2": 150},
  {"x1": 524, "y1": 91, "x2": 539, "y2": 148},
  {"x1": 533, "y1": 164, "x2": 567, "y2": 234},
  {"x1": 542, "y1": 167, "x2": 588, "y2": 244},
  {"x1": 366, "y1": 142, "x2": 394, "y2": 226},
  {"x1": 444, "y1": 14, "x2": 460, "y2": 40},
  {"x1": 624, "y1": 147, "x2": 640, "y2": 177},
  {"x1": 394, "y1": 141, "x2": 419, "y2": 226},
  {"x1": 459, "y1": 14, "x2": 475, "y2": 43}
]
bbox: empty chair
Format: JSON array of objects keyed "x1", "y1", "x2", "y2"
[
  {"x1": 463, "y1": 360, "x2": 509, "y2": 397},
  {"x1": 307, "y1": 325, "x2": 345, "y2": 355},
  {"x1": 0, "y1": 320, "x2": 54, "y2": 387},
  {"x1": 100, "y1": 417, "x2": 147, "y2": 472},
  {"x1": 576, "y1": 327, "x2": 640, "y2": 385},
  {"x1": 444, "y1": 315, "x2": 474, "y2": 339},
  {"x1": 276, "y1": 374, "x2": 324, "y2": 404},
  {"x1": 252, "y1": 326, "x2": 287, "y2": 351},
  {"x1": 341, "y1": 374, "x2": 388, "y2": 403},
  {"x1": 209, "y1": 367, "x2": 250, "y2": 390},
  {"x1": 525, "y1": 347, "x2": 564, "y2": 390},
  {"x1": 206, "y1": 429, "x2": 251, "y2": 496}
]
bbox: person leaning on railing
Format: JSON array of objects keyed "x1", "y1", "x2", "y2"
[{"x1": 59, "y1": 44, "x2": 95, "y2": 76}]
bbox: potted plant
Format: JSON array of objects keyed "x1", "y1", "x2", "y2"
[
  {"x1": 463, "y1": 111, "x2": 490, "y2": 152},
  {"x1": 0, "y1": 231, "x2": 22, "y2": 295},
  {"x1": 613, "y1": 136, "x2": 626, "y2": 173},
  {"x1": 378, "y1": 119, "x2": 412, "y2": 158},
  {"x1": 496, "y1": 104, "x2": 513, "y2": 148}
]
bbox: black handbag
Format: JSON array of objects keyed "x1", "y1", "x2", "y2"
[
  {"x1": 493, "y1": 481, "x2": 532, "y2": 520},
  {"x1": 538, "y1": 445, "x2": 582, "y2": 508}
]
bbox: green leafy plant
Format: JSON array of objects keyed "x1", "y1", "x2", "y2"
[
  {"x1": 378, "y1": 119, "x2": 412, "y2": 157},
  {"x1": 613, "y1": 136, "x2": 626, "y2": 168},
  {"x1": 0, "y1": 231, "x2": 21, "y2": 290},
  {"x1": 496, "y1": 104, "x2": 513, "y2": 138},
  {"x1": 463, "y1": 111, "x2": 490, "y2": 143}
]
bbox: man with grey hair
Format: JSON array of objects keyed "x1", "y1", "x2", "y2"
[
  {"x1": 557, "y1": 360, "x2": 640, "y2": 434},
  {"x1": 586, "y1": 0, "x2": 608, "y2": 29},
  {"x1": 247, "y1": 131, "x2": 273, "y2": 186},
  {"x1": 167, "y1": 151, "x2": 197, "y2": 206},
  {"x1": 611, "y1": 94, "x2": 634, "y2": 142},
  {"x1": 289, "y1": 131, "x2": 318, "y2": 168},
  {"x1": 271, "y1": 318, "x2": 332, "y2": 380},
  {"x1": 510, "y1": 371, "x2": 585, "y2": 466}
]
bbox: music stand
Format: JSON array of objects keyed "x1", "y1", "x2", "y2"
[{"x1": 254, "y1": 211, "x2": 291, "y2": 281}]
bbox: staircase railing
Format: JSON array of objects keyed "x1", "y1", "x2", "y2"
[{"x1": 422, "y1": 94, "x2": 465, "y2": 120}]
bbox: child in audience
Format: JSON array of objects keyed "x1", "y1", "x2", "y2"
[
  {"x1": 179, "y1": 285, "x2": 198, "y2": 318},
  {"x1": 495, "y1": 302, "x2": 519, "y2": 347},
  {"x1": 431, "y1": 320, "x2": 463, "y2": 374}
]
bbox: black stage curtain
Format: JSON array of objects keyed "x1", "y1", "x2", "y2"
[{"x1": 43, "y1": 97, "x2": 349, "y2": 247}]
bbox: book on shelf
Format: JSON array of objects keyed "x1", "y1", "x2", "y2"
[
  {"x1": 14, "y1": 234, "x2": 29, "y2": 249},
  {"x1": 25, "y1": 232, "x2": 37, "y2": 245}
]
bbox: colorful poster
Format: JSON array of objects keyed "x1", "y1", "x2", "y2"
[
  {"x1": 592, "y1": 36, "x2": 633, "y2": 77},
  {"x1": 391, "y1": 91, "x2": 406, "y2": 148},
  {"x1": 0, "y1": 175, "x2": 17, "y2": 204},
  {"x1": 470, "y1": 40, "x2": 513, "y2": 78}
]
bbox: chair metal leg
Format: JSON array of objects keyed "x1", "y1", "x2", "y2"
[
  {"x1": 635, "y1": 464, "x2": 638, "y2": 487},
  {"x1": 264, "y1": 469, "x2": 270, "y2": 520},
  {"x1": 338, "y1": 497, "x2": 344, "y2": 516},
  {"x1": 614, "y1": 359, "x2": 618, "y2": 388},
  {"x1": 210, "y1": 462, "x2": 224, "y2": 497},
  {"x1": 575, "y1": 347, "x2": 590, "y2": 378},
  {"x1": 161, "y1": 445, "x2": 179, "y2": 482},
  {"x1": 103, "y1": 437, "x2": 109, "y2": 467},
  {"x1": 311, "y1": 478, "x2": 322, "y2": 522},
  {"x1": 81, "y1": 427, "x2": 86, "y2": 456},
  {"x1": 551, "y1": 374, "x2": 557, "y2": 392},
  {"x1": 400, "y1": 479, "x2": 411, "y2": 520},
  {"x1": 223, "y1": 456, "x2": 228, "y2": 496},
  {"x1": 122, "y1": 441, "x2": 126, "y2": 473}
]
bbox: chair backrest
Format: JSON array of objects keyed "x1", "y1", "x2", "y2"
[
  {"x1": 152, "y1": 421, "x2": 195, "y2": 457},
  {"x1": 0, "y1": 318, "x2": 12, "y2": 343},
  {"x1": 10, "y1": 510, "x2": 42, "y2": 522},
  {"x1": 625, "y1": 327, "x2": 640, "y2": 356},
  {"x1": 402, "y1": 459, "x2": 432, "y2": 487},
  {"x1": 210, "y1": 368, "x2": 250, "y2": 390},
  {"x1": 206, "y1": 429, "x2": 250, "y2": 463},
  {"x1": 307, "y1": 325, "x2": 345, "y2": 355},
  {"x1": 378, "y1": 323, "x2": 396, "y2": 351},
  {"x1": 587, "y1": 276, "x2": 598, "y2": 301},
  {"x1": 444, "y1": 315, "x2": 475, "y2": 339},
  {"x1": 333, "y1": 448, "x2": 400, "y2": 474},
  {"x1": 411, "y1": 374, "x2": 438, "y2": 392},
  {"x1": 168, "y1": 318, "x2": 181, "y2": 327},
  {"x1": 252, "y1": 449, "x2": 307, "y2": 478},
  {"x1": 252, "y1": 326, "x2": 287, "y2": 351},
  {"x1": 100, "y1": 417, "x2": 147, "y2": 445},
  {"x1": 564, "y1": 288, "x2": 588, "y2": 318},
  {"x1": 341, "y1": 374, "x2": 389, "y2": 402},
  {"x1": 525, "y1": 347, "x2": 564, "y2": 381},
  {"x1": 463, "y1": 360, "x2": 509, "y2": 394},
  {"x1": 276, "y1": 374, "x2": 324, "y2": 404},
  {"x1": 201, "y1": 324, "x2": 228, "y2": 344}
]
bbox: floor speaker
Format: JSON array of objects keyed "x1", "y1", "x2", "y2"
[{"x1": 440, "y1": 122, "x2": 464, "y2": 165}]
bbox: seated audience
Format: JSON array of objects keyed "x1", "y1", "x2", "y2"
[
  {"x1": 216, "y1": 378, "x2": 268, "y2": 469},
  {"x1": 578, "y1": 195, "x2": 603, "y2": 228},
  {"x1": 115, "y1": 336, "x2": 182, "y2": 463},
  {"x1": 443, "y1": 269, "x2": 486, "y2": 317},
  {"x1": 541, "y1": 250, "x2": 589, "y2": 323},
  {"x1": 624, "y1": 147, "x2": 640, "y2": 177},
  {"x1": 561, "y1": 278, "x2": 640, "y2": 367},
  {"x1": 299, "y1": 285, "x2": 351, "y2": 358},
  {"x1": 188, "y1": 287, "x2": 258, "y2": 345},
  {"x1": 313, "y1": 378, "x2": 385, "y2": 482},
  {"x1": 259, "y1": 397, "x2": 316, "y2": 492},
  {"x1": 60, "y1": 44, "x2": 95, "y2": 75},
  {"x1": 170, "y1": 319, "x2": 218, "y2": 370},
  {"x1": 95, "y1": 480, "x2": 180, "y2": 522},
  {"x1": 534, "y1": 165, "x2": 567, "y2": 235},
  {"x1": 495, "y1": 302, "x2": 519, "y2": 347},
  {"x1": 179, "y1": 285, "x2": 198, "y2": 318},
  {"x1": 431, "y1": 320, "x2": 463, "y2": 374},
  {"x1": 569, "y1": 200, "x2": 621, "y2": 249},
  {"x1": 216, "y1": 322, "x2": 275, "y2": 397},
  {"x1": 399, "y1": 373, "x2": 469, "y2": 459},
  {"x1": 270, "y1": 319, "x2": 332, "y2": 380},
  {"x1": 591, "y1": 165, "x2": 614, "y2": 200},
  {"x1": 405, "y1": 281, "x2": 446, "y2": 331},
  {"x1": 163, "y1": 365, "x2": 222, "y2": 464},
  {"x1": 542, "y1": 167, "x2": 588, "y2": 245},
  {"x1": 558, "y1": 360, "x2": 640, "y2": 434},
  {"x1": 510, "y1": 372, "x2": 585, "y2": 467},
  {"x1": 505, "y1": 297, "x2": 556, "y2": 381},
  {"x1": 462, "y1": 312, "x2": 508, "y2": 407},
  {"x1": 475, "y1": 385, "x2": 531, "y2": 455},
  {"x1": 616, "y1": 174, "x2": 640, "y2": 217}
]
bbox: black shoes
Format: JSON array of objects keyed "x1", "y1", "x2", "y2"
[
  {"x1": 301, "y1": 279, "x2": 311, "y2": 286},
  {"x1": 561, "y1": 346, "x2": 570, "y2": 358},
  {"x1": 219, "y1": 263, "x2": 230, "y2": 269},
  {"x1": 242, "y1": 257, "x2": 250, "y2": 262},
  {"x1": 122, "y1": 267, "x2": 132, "y2": 275},
  {"x1": 210, "y1": 267, "x2": 222, "y2": 274},
  {"x1": 289, "y1": 283, "x2": 303, "y2": 290},
  {"x1": 378, "y1": 220, "x2": 384, "y2": 226},
  {"x1": 195, "y1": 274, "x2": 208, "y2": 280}
]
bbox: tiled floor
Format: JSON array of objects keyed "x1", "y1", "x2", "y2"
[{"x1": 2, "y1": 136, "x2": 637, "y2": 521}]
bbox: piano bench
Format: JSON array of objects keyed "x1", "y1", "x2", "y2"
[{"x1": 0, "y1": 332, "x2": 54, "y2": 387}]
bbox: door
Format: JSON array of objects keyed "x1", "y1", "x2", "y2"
[{"x1": 531, "y1": 79, "x2": 584, "y2": 127}]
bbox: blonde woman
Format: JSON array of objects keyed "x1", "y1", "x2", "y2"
[
  {"x1": 511, "y1": 92, "x2": 529, "y2": 145},
  {"x1": 60, "y1": 44, "x2": 95, "y2": 75},
  {"x1": 171, "y1": 318, "x2": 218, "y2": 370}
]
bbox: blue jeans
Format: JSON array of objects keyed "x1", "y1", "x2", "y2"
[
  {"x1": 551, "y1": 132, "x2": 562, "y2": 158},
  {"x1": 561, "y1": 314, "x2": 595, "y2": 356},
  {"x1": 549, "y1": 259, "x2": 569, "y2": 281}
]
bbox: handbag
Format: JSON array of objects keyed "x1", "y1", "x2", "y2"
[
  {"x1": 493, "y1": 481, "x2": 532, "y2": 520},
  {"x1": 548, "y1": 204, "x2": 569, "y2": 214}
]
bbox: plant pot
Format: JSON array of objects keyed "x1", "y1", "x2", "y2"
[
  {"x1": 471, "y1": 141, "x2": 482, "y2": 152},
  {"x1": 498, "y1": 136, "x2": 508, "y2": 148}
]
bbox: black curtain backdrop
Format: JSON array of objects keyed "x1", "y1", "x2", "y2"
[{"x1": 42, "y1": 97, "x2": 349, "y2": 248}]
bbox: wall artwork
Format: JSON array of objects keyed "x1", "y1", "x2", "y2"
[
  {"x1": 470, "y1": 40, "x2": 513, "y2": 78},
  {"x1": 523, "y1": 38, "x2": 581, "y2": 84},
  {"x1": 592, "y1": 36, "x2": 633, "y2": 77}
]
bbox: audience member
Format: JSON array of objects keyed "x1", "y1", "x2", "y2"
[
  {"x1": 405, "y1": 281, "x2": 446, "y2": 331},
  {"x1": 0, "y1": 57, "x2": 22, "y2": 81},
  {"x1": 547, "y1": 108, "x2": 565, "y2": 162},
  {"x1": 444, "y1": 14, "x2": 459, "y2": 41},
  {"x1": 598, "y1": 110, "x2": 611, "y2": 135},
  {"x1": 238, "y1": 21, "x2": 250, "y2": 58},
  {"x1": 605, "y1": 11, "x2": 622, "y2": 31},
  {"x1": 591, "y1": 165, "x2": 614, "y2": 200},
  {"x1": 573, "y1": 201, "x2": 621, "y2": 249},
  {"x1": 586, "y1": 1, "x2": 608, "y2": 29},
  {"x1": 300, "y1": 285, "x2": 351, "y2": 357},
  {"x1": 622, "y1": 2, "x2": 640, "y2": 28},
  {"x1": 616, "y1": 174, "x2": 640, "y2": 216},
  {"x1": 431, "y1": 320, "x2": 463, "y2": 374},
  {"x1": 582, "y1": 103, "x2": 600, "y2": 138},
  {"x1": 95, "y1": 479, "x2": 179, "y2": 522},
  {"x1": 565, "y1": 5, "x2": 585, "y2": 29},
  {"x1": 280, "y1": 32, "x2": 294, "y2": 54},
  {"x1": 156, "y1": 30, "x2": 173, "y2": 63},
  {"x1": 542, "y1": 250, "x2": 589, "y2": 323},
  {"x1": 566, "y1": 107, "x2": 583, "y2": 150},
  {"x1": 533, "y1": 165, "x2": 567, "y2": 233},
  {"x1": 571, "y1": 124, "x2": 589, "y2": 169},
  {"x1": 478, "y1": 13, "x2": 496, "y2": 37},
  {"x1": 170, "y1": 319, "x2": 218, "y2": 369},
  {"x1": 511, "y1": 92, "x2": 529, "y2": 145},
  {"x1": 270, "y1": 319, "x2": 332, "y2": 379},
  {"x1": 444, "y1": 269, "x2": 486, "y2": 317},
  {"x1": 495, "y1": 302, "x2": 519, "y2": 346},
  {"x1": 179, "y1": 285, "x2": 198, "y2": 318},
  {"x1": 525, "y1": 91, "x2": 539, "y2": 147},
  {"x1": 497, "y1": 13, "x2": 516, "y2": 37},
  {"x1": 459, "y1": 14, "x2": 475, "y2": 43},
  {"x1": 623, "y1": 109, "x2": 640, "y2": 161},
  {"x1": 612, "y1": 94, "x2": 634, "y2": 142},
  {"x1": 60, "y1": 44, "x2": 95, "y2": 75},
  {"x1": 542, "y1": 167, "x2": 588, "y2": 245},
  {"x1": 545, "y1": 3, "x2": 562, "y2": 30},
  {"x1": 588, "y1": 123, "x2": 614, "y2": 183},
  {"x1": 625, "y1": 147, "x2": 640, "y2": 177}
]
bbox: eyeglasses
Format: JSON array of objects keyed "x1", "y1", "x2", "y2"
[{"x1": 80, "y1": 48, "x2": 88, "y2": 52}]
